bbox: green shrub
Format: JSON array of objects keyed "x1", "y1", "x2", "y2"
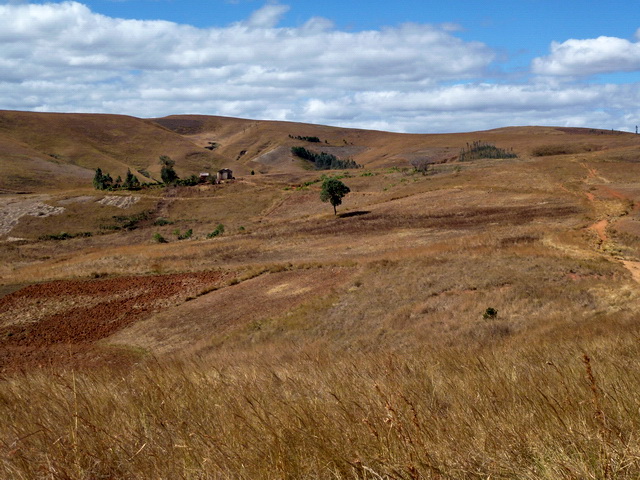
[
  {"x1": 173, "y1": 229, "x2": 193, "y2": 240},
  {"x1": 207, "y1": 224, "x2": 225, "y2": 238},
  {"x1": 483, "y1": 307, "x2": 498, "y2": 320},
  {"x1": 152, "y1": 233, "x2": 167, "y2": 243},
  {"x1": 179, "y1": 229, "x2": 193, "y2": 240}
]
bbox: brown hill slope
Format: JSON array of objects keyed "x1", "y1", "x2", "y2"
[
  {"x1": 4, "y1": 113, "x2": 640, "y2": 477},
  {"x1": 4, "y1": 109, "x2": 640, "y2": 192},
  {"x1": 154, "y1": 114, "x2": 640, "y2": 172},
  {"x1": 0, "y1": 110, "x2": 225, "y2": 192}
]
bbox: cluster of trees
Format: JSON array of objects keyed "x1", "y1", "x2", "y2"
[
  {"x1": 159, "y1": 156, "x2": 204, "y2": 186},
  {"x1": 291, "y1": 147, "x2": 361, "y2": 170},
  {"x1": 289, "y1": 135, "x2": 321, "y2": 143},
  {"x1": 459, "y1": 141, "x2": 517, "y2": 162},
  {"x1": 93, "y1": 156, "x2": 205, "y2": 191},
  {"x1": 93, "y1": 168, "x2": 140, "y2": 191}
]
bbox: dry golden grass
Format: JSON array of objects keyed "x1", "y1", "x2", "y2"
[
  {"x1": 4, "y1": 114, "x2": 640, "y2": 478},
  {"x1": 2, "y1": 321, "x2": 640, "y2": 479}
]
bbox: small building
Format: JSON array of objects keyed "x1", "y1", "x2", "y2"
[
  {"x1": 199, "y1": 173, "x2": 210, "y2": 183},
  {"x1": 216, "y1": 168, "x2": 234, "y2": 183}
]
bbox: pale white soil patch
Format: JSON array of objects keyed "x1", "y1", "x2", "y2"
[
  {"x1": 98, "y1": 195, "x2": 140, "y2": 209},
  {"x1": 0, "y1": 196, "x2": 65, "y2": 236}
]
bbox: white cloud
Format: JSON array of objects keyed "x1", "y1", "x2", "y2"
[
  {"x1": 532, "y1": 36, "x2": 640, "y2": 76},
  {"x1": 243, "y1": 3, "x2": 290, "y2": 28},
  {"x1": 298, "y1": 83, "x2": 640, "y2": 132},
  {"x1": 0, "y1": 2, "x2": 639, "y2": 133}
]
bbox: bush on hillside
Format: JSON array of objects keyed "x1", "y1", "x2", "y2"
[
  {"x1": 207, "y1": 224, "x2": 225, "y2": 238},
  {"x1": 459, "y1": 141, "x2": 516, "y2": 162}
]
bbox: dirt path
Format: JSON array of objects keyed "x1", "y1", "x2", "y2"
[
  {"x1": 590, "y1": 219, "x2": 608, "y2": 242},
  {"x1": 580, "y1": 162, "x2": 609, "y2": 184},
  {"x1": 622, "y1": 261, "x2": 640, "y2": 283},
  {"x1": 574, "y1": 161, "x2": 640, "y2": 283}
]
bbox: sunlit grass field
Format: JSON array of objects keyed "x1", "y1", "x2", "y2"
[{"x1": 2, "y1": 119, "x2": 640, "y2": 478}]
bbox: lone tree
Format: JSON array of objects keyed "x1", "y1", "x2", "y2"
[
  {"x1": 159, "y1": 155, "x2": 179, "y2": 184},
  {"x1": 320, "y1": 177, "x2": 350, "y2": 215}
]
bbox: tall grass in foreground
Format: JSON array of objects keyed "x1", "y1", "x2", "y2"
[{"x1": 2, "y1": 322, "x2": 640, "y2": 479}]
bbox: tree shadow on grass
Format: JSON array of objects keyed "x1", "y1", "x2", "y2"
[{"x1": 338, "y1": 210, "x2": 370, "y2": 218}]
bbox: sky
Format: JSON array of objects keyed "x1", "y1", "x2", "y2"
[{"x1": 1, "y1": 0, "x2": 640, "y2": 133}]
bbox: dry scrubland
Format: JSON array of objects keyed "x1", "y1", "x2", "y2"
[{"x1": 2, "y1": 114, "x2": 640, "y2": 478}]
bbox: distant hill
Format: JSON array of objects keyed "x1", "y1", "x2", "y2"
[
  {"x1": 0, "y1": 111, "x2": 224, "y2": 192},
  {"x1": 2, "y1": 109, "x2": 640, "y2": 192}
]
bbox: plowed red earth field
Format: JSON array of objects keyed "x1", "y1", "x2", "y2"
[{"x1": 0, "y1": 271, "x2": 232, "y2": 373}]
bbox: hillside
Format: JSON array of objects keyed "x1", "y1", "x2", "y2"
[
  {"x1": 0, "y1": 110, "x2": 225, "y2": 192},
  {"x1": 2, "y1": 112, "x2": 640, "y2": 477},
  {"x1": 3, "y1": 109, "x2": 640, "y2": 192}
]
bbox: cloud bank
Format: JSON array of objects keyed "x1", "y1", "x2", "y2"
[
  {"x1": 532, "y1": 32, "x2": 640, "y2": 76},
  {"x1": 1, "y1": 1, "x2": 639, "y2": 132}
]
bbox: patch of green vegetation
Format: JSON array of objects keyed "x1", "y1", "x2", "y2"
[
  {"x1": 173, "y1": 228, "x2": 193, "y2": 240},
  {"x1": 295, "y1": 178, "x2": 323, "y2": 190},
  {"x1": 153, "y1": 218, "x2": 173, "y2": 226},
  {"x1": 207, "y1": 224, "x2": 225, "y2": 238},
  {"x1": 39, "y1": 231, "x2": 92, "y2": 241},
  {"x1": 175, "y1": 175, "x2": 200, "y2": 187},
  {"x1": 291, "y1": 147, "x2": 361, "y2": 170},
  {"x1": 102, "y1": 210, "x2": 152, "y2": 231},
  {"x1": 152, "y1": 233, "x2": 167, "y2": 243}
]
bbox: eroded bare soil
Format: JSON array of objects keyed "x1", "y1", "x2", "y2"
[{"x1": 0, "y1": 271, "x2": 232, "y2": 373}]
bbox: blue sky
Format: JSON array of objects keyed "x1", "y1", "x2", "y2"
[{"x1": 1, "y1": 0, "x2": 640, "y2": 132}]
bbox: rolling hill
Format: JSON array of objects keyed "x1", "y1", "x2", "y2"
[
  {"x1": 2, "y1": 111, "x2": 640, "y2": 477},
  {"x1": 3, "y1": 109, "x2": 640, "y2": 192}
]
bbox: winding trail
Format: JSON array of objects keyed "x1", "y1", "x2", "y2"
[{"x1": 574, "y1": 160, "x2": 640, "y2": 283}]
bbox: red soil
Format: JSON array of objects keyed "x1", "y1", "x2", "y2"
[{"x1": 0, "y1": 271, "x2": 232, "y2": 373}]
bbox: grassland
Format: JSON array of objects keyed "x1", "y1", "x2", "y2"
[{"x1": 2, "y1": 113, "x2": 640, "y2": 478}]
